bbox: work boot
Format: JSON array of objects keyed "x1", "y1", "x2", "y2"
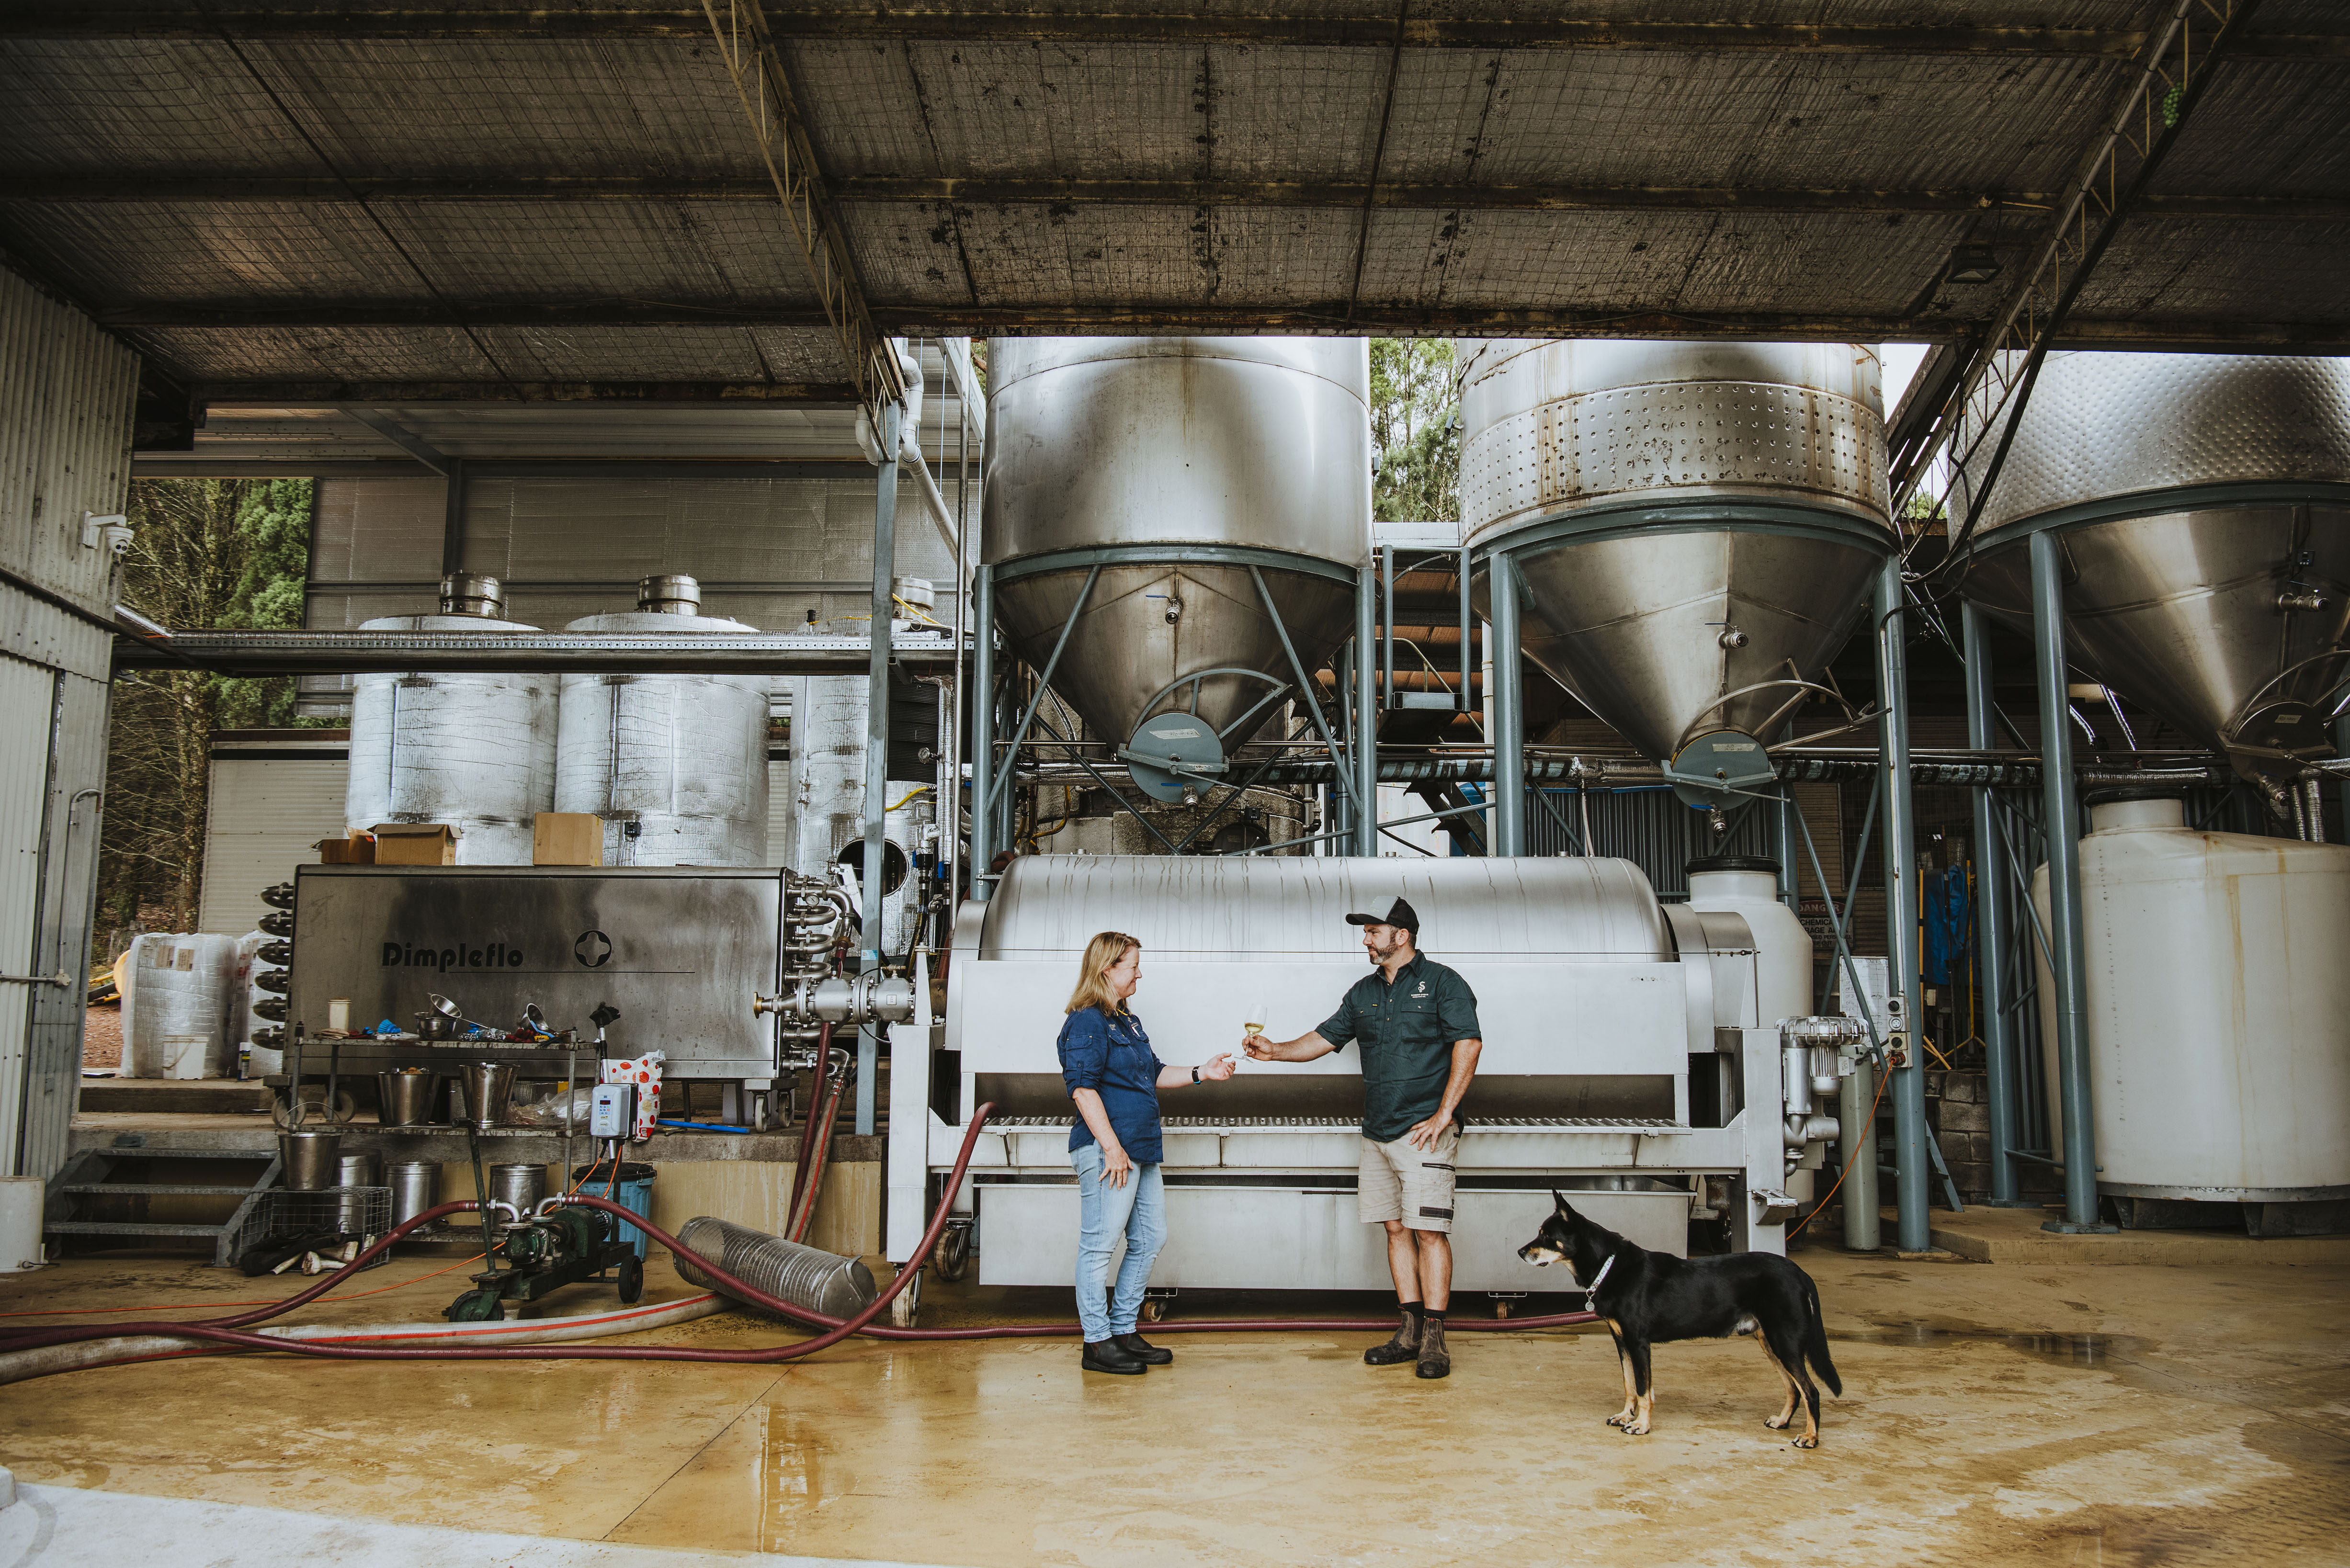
[
  {"x1": 1115, "y1": 1332, "x2": 1173, "y2": 1365},
  {"x1": 1363, "y1": 1310, "x2": 1422, "y2": 1366},
  {"x1": 1415, "y1": 1317, "x2": 1450, "y2": 1379},
  {"x1": 1081, "y1": 1338, "x2": 1148, "y2": 1375}
]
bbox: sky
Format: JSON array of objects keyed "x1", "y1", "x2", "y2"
[{"x1": 1879, "y1": 342, "x2": 1930, "y2": 413}]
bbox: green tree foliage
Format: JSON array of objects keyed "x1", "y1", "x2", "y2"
[
  {"x1": 1369, "y1": 338, "x2": 1459, "y2": 523},
  {"x1": 99, "y1": 479, "x2": 315, "y2": 938}
]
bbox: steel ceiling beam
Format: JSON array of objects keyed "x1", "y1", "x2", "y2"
[
  {"x1": 698, "y1": 0, "x2": 903, "y2": 411},
  {"x1": 1890, "y1": 0, "x2": 2271, "y2": 537},
  {"x1": 15, "y1": 177, "x2": 2330, "y2": 222},
  {"x1": 9, "y1": 8, "x2": 2340, "y2": 57},
  {"x1": 109, "y1": 307, "x2": 2348, "y2": 351},
  {"x1": 190, "y1": 379, "x2": 858, "y2": 406},
  {"x1": 112, "y1": 628, "x2": 968, "y2": 677}
]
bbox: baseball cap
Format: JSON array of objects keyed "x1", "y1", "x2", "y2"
[{"x1": 1344, "y1": 897, "x2": 1419, "y2": 937}]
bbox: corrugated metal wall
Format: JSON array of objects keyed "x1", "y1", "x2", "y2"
[
  {"x1": 0, "y1": 269, "x2": 137, "y2": 1176},
  {"x1": 197, "y1": 749, "x2": 352, "y2": 936}
]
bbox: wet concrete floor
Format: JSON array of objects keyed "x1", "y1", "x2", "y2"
[{"x1": 1, "y1": 1240, "x2": 2345, "y2": 1566}]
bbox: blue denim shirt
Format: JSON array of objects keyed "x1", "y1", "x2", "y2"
[{"x1": 1057, "y1": 1006, "x2": 1166, "y2": 1163}]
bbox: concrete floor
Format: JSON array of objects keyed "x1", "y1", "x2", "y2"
[{"x1": 1, "y1": 1235, "x2": 2346, "y2": 1567}]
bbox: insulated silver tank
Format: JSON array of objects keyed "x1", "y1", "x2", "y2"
[
  {"x1": 983, "y1": 338, "x2": 1372, "y2": 787},
  {"x1": 1957, "y1": 353, "x2": 2350, "y2": 783},
  {"x1": 787, "y1": 671, "x2": 930, "y2": 953},
  {"x1": 1457, "y1": 341, "x2": 1893, "y2": 791},
  {"x1": 345, "y1": 573, "x2": 556, "y2": 864},
  {"x1": 556, "y1": 575, "x2": 773, "y2": 866}
]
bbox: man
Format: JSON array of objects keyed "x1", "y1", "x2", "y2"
[{"x1": 1244, "y1": 896, "x2": 1482, "y2": 1379}]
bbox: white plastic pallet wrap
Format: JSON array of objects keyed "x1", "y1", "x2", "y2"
[{"x1": 123, "y1": 933, "x2": 238, "y2": 1079}]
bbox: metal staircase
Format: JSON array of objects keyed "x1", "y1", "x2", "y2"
[{"x1": 44, "y1": 1144, "x2": 283, "y2": 1267}]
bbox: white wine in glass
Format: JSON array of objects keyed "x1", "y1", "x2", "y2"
[{"x1": 1243, "y1": 1000, "x2": 1272, "y2": 1051}]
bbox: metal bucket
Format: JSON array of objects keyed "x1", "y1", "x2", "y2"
[
  {"x1": 387, "y1": 1161, "x2": 441, "y2": 1229},
  {"x1": 454, "y1": 1061, "x2": 517, "y2": 1129},
  {"x1": 376, "y1": 1068, "x2": 437, "y2": 1126},
  {"x1": 278, "y1": 1128, "x2": 341, "y2": 1192},
  {"x1": 335, "y1": 1153, "x2": 383, "y2": 1231},
  {"x1": 489, "y1": 1162, "x2": 545, "y2": 1216}
]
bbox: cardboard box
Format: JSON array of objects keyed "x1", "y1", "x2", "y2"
[
  {"x1": 534, "y1": 812, "x2": 603, "y2": 867},
  {"x1": 370, "y1": 823, "x2": 456, "y2": 866},
  {"x1": 317, "y1": 834, "x2": 375, "y2": 865}
]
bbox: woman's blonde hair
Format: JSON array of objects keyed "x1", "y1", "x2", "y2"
[{"x1": 1066, "y1": 931, "x2": 1141, "y2": 1016}]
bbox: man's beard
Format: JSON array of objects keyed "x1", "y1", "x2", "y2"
[{"x1": 1366, "y1": 938, "x2": 1404, "y2": 966}]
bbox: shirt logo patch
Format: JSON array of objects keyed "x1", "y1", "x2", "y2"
[{"x1": 1412, "y1": 982, "x2": 1429, "y2": 998}]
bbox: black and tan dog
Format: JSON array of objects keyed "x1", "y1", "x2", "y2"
[{"x1": 1517, "y1": 1193, "x2": 1842, "y2": 1447}]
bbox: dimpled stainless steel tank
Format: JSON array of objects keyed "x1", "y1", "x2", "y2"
[
  {"x1": 345, "y1": 573, "x2": 556, "y2": 864},
  {"x1": 982, "y1": 338, "x2": 1372, "y2": 780},
  {"x1": 1955, "y1": 352, "x2": 2350, "y2": 783},
  {"x1": 1457, "y1": 341, "x2": 1893, "y2": 783}
]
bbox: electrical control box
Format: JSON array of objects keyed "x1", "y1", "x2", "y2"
[{"x1": 589, "y1": 1083, "x2": 636, "y2": 1140}]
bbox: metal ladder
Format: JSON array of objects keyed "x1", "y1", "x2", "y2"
[{"x1": 44, "y1": 1144, "x2": 283, "y2": 1268}]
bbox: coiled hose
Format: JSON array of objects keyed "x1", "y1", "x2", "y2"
[{"x1": 0, "y1": 1104, "x2": 1597, "y2": 1378}]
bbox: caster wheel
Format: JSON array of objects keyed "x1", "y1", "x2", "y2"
[
  {"x1": 1140, "y1": 1297, "x2": 1166, "y2": 1324},
  {"x1": 1493, "y1": 1300, "x2": 1514, "y2": 1320},
  {"x1": 616, "y1": 1254, "x2": 645, "y2": 1304},
  {"x1": 444, "y1": 1287, "x2": 504, "y2": 1323},
  {"x1": 888, "y1": 1269, "x2": 923, "y2": 1328},
  {"x1": 936, "y1": 1222, "x2": 972, "y2": 1283}
]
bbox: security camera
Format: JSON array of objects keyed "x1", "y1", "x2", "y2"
[{"x1": 82, "y1": 512, "x2": 132, "y2": 555}]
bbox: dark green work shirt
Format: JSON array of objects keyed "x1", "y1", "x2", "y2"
[{"x1": 1315, "y1": 951, "x2": 1482, "y2": 1143}]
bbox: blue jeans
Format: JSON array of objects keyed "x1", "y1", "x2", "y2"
[{"x1": 1073, "y1": 1143, "x2": 1166, "y2": 1342}]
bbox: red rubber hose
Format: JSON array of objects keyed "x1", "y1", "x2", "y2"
[
  {"x1": 786, "y1": 1024, "x2": 844, "y2": 1244},
  {"x1": 0, "y1": 1104, "x2": 1597, "y2": 1373}
]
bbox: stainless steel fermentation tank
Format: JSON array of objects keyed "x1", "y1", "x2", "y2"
[
  {"x1": 345, "y1": 574, "x2": 556, "y2": 864},
  {"x1": 1957, "y1": 353, "x2": 2350, "y2": 789},
  {"x1": 1456, "y1": 341, "x2": 1894, "y2": 834},
  {"x1": 556, "y1": 575, "x2": 772, "y2": 867},
  {"x1": 1956, "y1": 353, "x2": 2350, "y2": 1228},
  {"x1": 886, "y1": 857, "x2": 1841, "y2": 1298},
  {"x1": 977, "y1": 338, "x2": 1373, "y2": 862}
]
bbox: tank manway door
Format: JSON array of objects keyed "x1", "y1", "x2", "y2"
[
  {"x1": 1122, "y1": 712, "x2": 1229, "y2": 802},
  {"x1": 1664, "y1": 729, "x2": 1776, "y2": 811}
]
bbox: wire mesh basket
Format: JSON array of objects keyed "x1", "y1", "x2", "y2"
[{"x1": 234, "y1": 1186, "x2": 394, "y2": 1274}]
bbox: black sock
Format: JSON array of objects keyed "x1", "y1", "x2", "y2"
[{"x1": 1423, "y1": 1309, "x2": 1447, "y2": 1323}]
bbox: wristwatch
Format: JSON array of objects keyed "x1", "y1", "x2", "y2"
[{"x1": 1191, "y1": 1066, "x2": 1201, "y2": 1084}]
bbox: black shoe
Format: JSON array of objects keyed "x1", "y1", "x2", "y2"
[
  {"x1": 1415, "y1": 1318, "x2": 1451, "y2": 1379},
  {"x1": 1363, "y1": 1316, "x2": 1422, "y2": 1366},
  {"x1": 1081, "y1": 1338, "x2": 1148, "y2": 1375},
  {"x1": 1116, "y1": 1332, "x2": 1173, "y2": 1365}
]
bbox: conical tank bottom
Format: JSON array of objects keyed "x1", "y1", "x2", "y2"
[
  {"x1": 993, "y1": 563, "x2": 1354, "y2": 751},
  {"x1": 1493, "y1": 528, "x2": 1883, "y2": 760},
  {"x1": 1964, "y1": 502, "x2": 2350, "y2": 773}
]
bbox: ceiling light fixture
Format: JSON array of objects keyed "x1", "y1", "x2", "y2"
[{"x1": 1946, "y1": 242, "x2": 2002, "y2": 284}]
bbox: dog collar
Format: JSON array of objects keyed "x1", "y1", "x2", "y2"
[{"x1": 1577, "y1": 1254, "x2": 1615, "y2": 1300}]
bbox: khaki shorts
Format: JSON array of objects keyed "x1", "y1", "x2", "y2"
[{"x1": 1356, "y1": 1125, "x2": 1459, "y2": 1232}]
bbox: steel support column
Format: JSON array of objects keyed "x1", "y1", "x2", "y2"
[
  {"x1": 858, "y1": 400, "x2": 901, "y2": 1138},
  {"x1": 2030, "y1": 530, "x2": 2113, "y2": 1232},
  {"x1": 1875, "y1": 563, "x2": 1930, "y2": 1253},
  {"x1": 1964, "y1": 602, "x2": 2029, "y2": 1206},
  {"x1": 1488, "y1": 553, "x2": 1526, "y2": 856},
  {"x1": 1354, "y1": 566, "x2": 1378, "y2": 857},
  {"x1": 969, "y1": 563, "x2": 996, "y2": 897}
]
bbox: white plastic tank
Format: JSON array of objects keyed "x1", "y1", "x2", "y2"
[
  {"x1": 345, "y1": 574, "x2": 556, "y2": 864},
  {"x1": 123, "y1": 932, "x2": 238, "y2": 1079},
  {"x1": 1685, "y1": 855, "x2": 1813, "y2": 1027},
  {"x1": 2032, "y1": 793, "x2": 2350, "y2": 1201},
  {"x1": 556, "y1": 575, "x2": 773, "y2": 866}
]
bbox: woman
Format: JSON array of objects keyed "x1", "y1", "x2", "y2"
[{"x1": 1058, "y1": 930, "x2": 1234, "y2": 1375}]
